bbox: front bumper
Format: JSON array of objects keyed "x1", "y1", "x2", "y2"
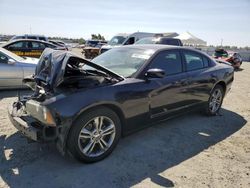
[{"x1": 8, "y1": 102, "x2": 57, "y2": 142}]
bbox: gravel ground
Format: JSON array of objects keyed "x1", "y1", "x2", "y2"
[{"x1": 0, "y1": 61, "x2": 250, "y2": 188}]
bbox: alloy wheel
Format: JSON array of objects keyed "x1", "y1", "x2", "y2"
[
  {"x1": 209, "y1": 89, "x2": 223, "y2": 113},
  {"x1": 78, "y1": 116, "x2": 116, "y2": 157}
]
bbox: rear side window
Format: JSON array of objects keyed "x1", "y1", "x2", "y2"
[
  {"x1": 183, "y1": 51, "x2": 205, "y2": 71},
  {"x1": 149, "y1": 50, "x2": 182, "y2": 75},
  {"x1": 31, "y1": 42, "x2": 40, "y2": 48},
  {"x1": 202, "y1": 56, "x2": 209, "y2": 67}
]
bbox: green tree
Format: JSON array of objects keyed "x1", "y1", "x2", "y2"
[
  {"x1": 91, "y1": 34, "x2": 105, "y2": 40},
  {"x1": 78, "y1": 38, "x2": 86, "y2": 44}
]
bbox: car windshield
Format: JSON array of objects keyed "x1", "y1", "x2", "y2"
[
  {"x1": 86, "y1": 40, "x2": 99, "y2": 47},
  {"x1": 107, "y1": 36, "x2": 127, "y2": 46},
  {"x1": 91, "y1": 47, "x2": 155, "y2": 77},
  {"x1": 135, "y1": 37, "x2": 155, "y2": 44}
]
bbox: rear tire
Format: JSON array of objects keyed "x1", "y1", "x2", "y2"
[
  {"x1": 67, "y1": 107, "x2": 121, "y2": 163},
  {"x1": 205, "y1": 85, "x2": 224, "y2": 116}
]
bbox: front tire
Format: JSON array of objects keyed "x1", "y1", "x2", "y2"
[
  {"x1": 67, "y1": 107, "x2": 121, "y2": 163},
  {"x1": 205, "y1": 85, "x2": 224, "y2": 116}
]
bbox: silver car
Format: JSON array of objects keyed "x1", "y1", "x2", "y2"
[{"x1": 0, "y1": 47, "x2": 38, "y2": 89}]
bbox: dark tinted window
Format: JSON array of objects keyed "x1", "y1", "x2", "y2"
[
  {"x1": 149, "y1": 50, "x2": 182, "y2": 75},
  {"x1": 39, "y1": 37, "x2": 46, "y2": 41},
  {"x1": 0, "y1": 52, "x2": 8, "y2": 63},
  {"x1": 202, "y1": 56, "x2": 209, "y2": 67},
  {"x1": 184, "y1": 51, "x2": 204, "y2": 71},
  {"x1": 39, "y1": 42, "x2": 46, "y2": 49},
  {"x1": 31, "y1": 42, "x2": 40, "y2": 48},
  {"x1": 124, "y1": 37, "x2": 135, "y2": 45},
  {"x1": 27, "y1": 36, "x2": 37, "y2": 40},
  {"x1": 160, "y1": 39, "x2": 180, "y2": 46},
  {"x1": 8, "y1": 41, "x2": 24, "y2": 49}
]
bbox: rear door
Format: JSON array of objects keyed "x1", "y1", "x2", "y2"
[
  {"x1": 181, "y1": 50, "x2": 213, "y2": 104},
  {"x1": 0, "y1": 52, "x2": 23, "y2": 88},
  {"x1": 25, "y1": 41, "x2": 44, "y2": 58}
]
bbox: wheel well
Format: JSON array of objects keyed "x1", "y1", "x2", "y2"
[
  {"x1": 102, "y1": 104, "x2": 126, "y2": 131},
  {"x1": 75, "y1": 104, "x2": 126, "y2": 135},
  {"x1": 216, "y1": 81, "x2": 226, "y2": 93}
]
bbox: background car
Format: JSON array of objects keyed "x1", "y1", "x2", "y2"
[
  {"x1": 49, "y1": 40, "x2": 68, "y2": 50},
  {"x1": 0, "y1": 47, "x2": 38, "y2": 89},
  {"x1": 213, "y1": 48, "x2": 243, "y2": 69},
  {"x1": 82, "y1": 40, "x2": 107, "y2": 59},
  {"x1": 2, "y1": 39, "x2": 67, "y2": 58},
  {"x1": 10, "y1": 34, "x2": 48, "y2": 41},
  {"x1": 135, "y1": 37, "x2": 183, "y2": 46},
  {"x1": 9, "y1": 45, "x2": 234, "y2": 163},
  {"x1": 99, "y1": 32, "x2": 164, "y2": 54}
]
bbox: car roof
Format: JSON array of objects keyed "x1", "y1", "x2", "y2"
[
  {"x1": 15, "y1": 34, "x2": 46, "y2": 37},
  {"x1": 2, "y1": 39, "x2": 56, "y2": 47}
]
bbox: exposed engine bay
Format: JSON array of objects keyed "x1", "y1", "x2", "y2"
[{"x1": 23, "y1": 48, "x2": 124, "y2": 102}]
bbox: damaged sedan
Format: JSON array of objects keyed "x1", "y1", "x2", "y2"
[{"x1": 8, "y1": 45, "x2": 234, "y2": 163}]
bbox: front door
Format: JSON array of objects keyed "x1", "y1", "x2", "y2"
[{"x1": 145, "y1": 50, "x2": 189, "y2": 118}]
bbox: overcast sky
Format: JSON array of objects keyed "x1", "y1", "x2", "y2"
[{"x1": 0, "y1": 0, "x2": 249, "y2": 46}]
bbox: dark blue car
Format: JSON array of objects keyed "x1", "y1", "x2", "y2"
[{"x1": 8, "y1": 45, "x2": 234, "y2": 163}]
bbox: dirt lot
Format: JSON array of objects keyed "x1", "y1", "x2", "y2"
[{"x1": 0, "y1": 61, "x2": 250, "y2": 188}]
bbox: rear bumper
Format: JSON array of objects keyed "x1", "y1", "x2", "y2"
[{"x1": 8, "y1": 103, "x2": 57, "y2": 142}]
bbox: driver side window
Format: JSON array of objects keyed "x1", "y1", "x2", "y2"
[
  {"x1": 149, "y1": 50, "x2": 182, "y2": 76},
  {"x1": 0, "y1": 52, "x2": 8, "y2": 64},
  {"x1": 124, "y1": 37, "x2": 135, "y2": 45}
]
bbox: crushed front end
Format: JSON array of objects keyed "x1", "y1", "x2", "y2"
[
  {"x1": 8, "y1": 96, "x2": 59, "y2": 142},
  {"x1": 8, "y1": 48, "x2": 123, "y2": 155}
]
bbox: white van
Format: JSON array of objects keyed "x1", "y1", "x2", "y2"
[{"x1": 100, "y1": 32, "x2": 163, "y2": 54}]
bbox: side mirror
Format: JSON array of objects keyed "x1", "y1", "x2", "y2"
[
  {"x1": 145, "y1": 68, "x2": 165, "y2": 79},
  {"x1": 8, "y1": 59, "x2": 16, "y2": 65}
]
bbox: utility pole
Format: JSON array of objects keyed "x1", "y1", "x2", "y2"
[{"x1": 220, "y1": 38, "x2": 223, "y2": 47}]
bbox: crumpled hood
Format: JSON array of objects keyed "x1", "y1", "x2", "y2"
[{"x1": 34, "y1": 48, "x2": 123, "y2": 91}]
